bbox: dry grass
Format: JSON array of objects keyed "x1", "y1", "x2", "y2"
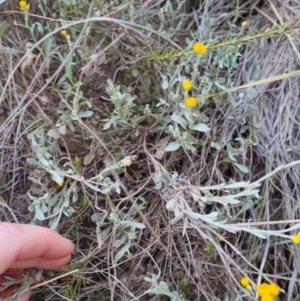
[{"x1": 1, "y1": 0, "x2": 300, "y2": 300}]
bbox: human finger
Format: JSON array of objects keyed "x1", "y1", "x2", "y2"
[
  {"x1": 0, "y1": 270, "x2": 25, "y2": 285},
  {"x1": 8, "y1": 255, "x2": 72, "y2": 270},
  {"x1": 0, "y1": 291, "x2": 32, "y2": 301},
  {"x1": 0, "y1": 286, "x2": 17, "y2": 298},
  {"x1": 0, "y1": 287, "x2": 31, "y2": 300},
  {"x1": 19, "y1": 292, "x2": 31, "y2": 301},
  {"x1": 0, "y1": 223, "x2": 74, "y2": 274}
]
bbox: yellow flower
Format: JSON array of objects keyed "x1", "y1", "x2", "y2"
[
  {"x1": 193, "y1": 43, "x2": 207, "y2": 55},
  {"x1": 19, "y1": 1, "x2": 30, "y2": 10},
  {"x1": 291, "y1": 232, "x2": 300, "y2": 244},
  {"x1": 241, "y1": 20, "x2": 248, "y2": 27},
  {"x1": 60, "y1": 30, "x2": 68, "y2": 36},
  {"x1": 182, "y1": 80, "x2": 193, "y2": 91},
  {"x1": 257, "y1": 283, "x2": 271, "y2": 297},
  {"x1": 58, "y1": 181, "x2": 64, "y2": 187},
  {"x1": 261, "y1": 296, "x2": 274, "y2": 301},
  {"x1": 240, "y1": 277, "x2": 250, "y2": 287},
  {"x1": 185, "y1": 97, "x2": 197, "y2": 108},
  {"x1": 269, "y1": 283, "x2": 280, "y2": 296}
]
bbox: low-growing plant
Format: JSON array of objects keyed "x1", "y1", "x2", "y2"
[{"x1": 2, "y1": 1, "x2": 300, "y2": 301}]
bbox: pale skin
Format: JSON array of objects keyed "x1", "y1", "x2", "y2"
[{"x1": 0, "y1": 223, "x2": 74, "y2": 301}]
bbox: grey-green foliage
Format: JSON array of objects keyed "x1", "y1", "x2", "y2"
[
  {"x1": 156, "y1": 157, "x2": 300, "y2": 240},
  {"x1": 222, "y1": 143, "x2": 249, "y2": 173},
  {"x1": 152, "y1": 39, "x2": 246, "y2": 155},
  {"x1": 110, "y1": 208, "x2": 145, "y2": 264},
  {"x1": 102, "y1": 79, "x2": 137, "y2": 130},
  {"x1": 150, "y1": 45, "x2": 220, "y2": 153},
  {"x1": 27, "y1": 128, "x2": 65, "y2": 184},
  {"x1": 50, "y1": 89, "x2": 94, "y2": 137},
  {"x1": 146, "y1": 28, "x2": 246, "y2": 157},
  {"x1": 27, "y1": 127, "x2": 136, "y2": 229},
  {"x1": 162, "y1": 169, "x2": 262, "y2": 231},
  {"x1": 28, "y1": 185, "x2": 77, "y2": 230},
  {"x1": 216, "y1": 44, "x2": 241, "y2": 70},
  {"x1": 164, "y1": 113, "x2": 211, "y2": 153},
  {"x1": 144, "y1": 274, "x2": 184, "y2": 301},
  {"x1": 92, "y1": 198, "x2": 146, "y2": 263},
  {"x1": 27, "y1": 128, "x2": 78, "y2": 229}
]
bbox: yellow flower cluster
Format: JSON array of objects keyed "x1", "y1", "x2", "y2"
[
  {"x1": 240, "y1": 278, "x2": 280, "y2": 301},
  {"x1": 181, "y1": 80, "x2": 197, "y2": 108},
  {"x1": 241, "y1": 20, "x2": 248, "y2": 27},
  {"x1": 185, "y1": 97, "x2": 197, "y2": 108},
  {"x1": 61, "y1": 30, "x2": 68, "y2": 36},
  {"x1": 182, "y1": 80, "x2": 192, "y2": 91},
  {"x1": 193, "y1": 43, "x2": 207, "y2": 55},
  {"x1": 257, "y1": 283, "x2": 280, "y2": 301},
  {"x1": 240, "y1": 277, "x2": 251, "y2": 290},
  {"x1": 19, "y1": 1, "x2": 30, "y2": 11},
  {"x1": 179, "y1": 42, "x2": 208, "y2": 108},
  {"x1": 240, "y1": 277, "x2": 252, "y2": 290},
  {"x1": 291, "y1": 231, "x2": 300, "y2": 243}
]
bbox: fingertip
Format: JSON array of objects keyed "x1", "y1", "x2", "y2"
[
  {"x1": 51, "y1": 254, "x2": 73, "y2": 269},
  {"x1": 0, "y1": 223, "x2": 75, "y2": 263},
  {"x1": 18, "y1": 292, "x2": 31, "y2": 301},
  {"x1": 64, "y1": 238, "x2": 75, "y2": 254}
]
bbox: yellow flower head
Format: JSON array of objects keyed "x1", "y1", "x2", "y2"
[
  {"x1": 241, "y1": 20, "x2": 248, "y2": 27},
  {"x1": 58, "y1": 181, "x2": 64, "y2": 187},
  {"x1": 291, "y1": 232, "x2": 300, "y2": 244},
  {"x1": 19, "y1": 1, "x2": 30, "y2": 10},
  {"x1": 240, "y1": 277, "x2": 250, "y2": 287},
  {"x1": 182, "y1": 80, "x2": 193, "y2": 91},
  {"x1": 258, "y1": 283, "x2": 272, "y2": 297},
  {"x1": 269, "y1": 283, "x2": 280, "y2": 296},
  {"x1": 261, "y1": 295, "x2": 274, "y2": 301},
  {"x1": 60, "y1": 30, "x2": 68, "y2": 36},
  {"x1": 185, "y1": 97, "x2": 197, "y2": 108},
  {"x1": 193, "y1": 43, "x2": 207, "y2": 55}
]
